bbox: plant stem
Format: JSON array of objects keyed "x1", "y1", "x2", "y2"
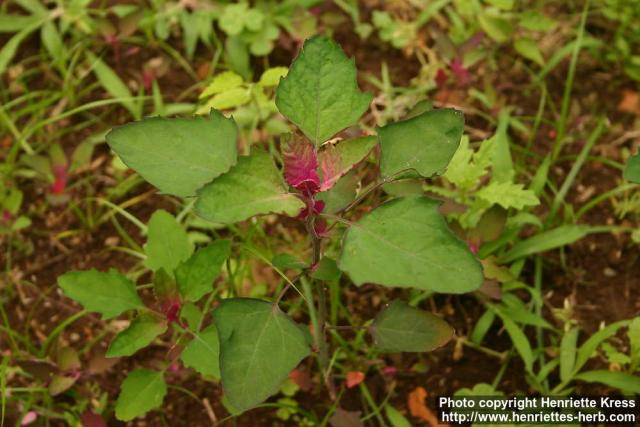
[
  {"x1": 315, "y1": 279, "x2": 335, "y2": 398},
  {"x1": 306, "y1": 215, "x2": 321, "y2": 266},
  {"x1": 305, "y1": 214, "x2": 336, "y2": 399},
  {"x1": 459, "y1": 337, "x2": 508, "y2": 360}
]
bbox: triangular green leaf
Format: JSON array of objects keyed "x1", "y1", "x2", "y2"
[
  {"x1": 58, "y1": 269, "x2": 143, "y2": 319},
  {"x1": 176, "y1": 240, "x2": 231, "y2": 301},
  {"x1": 339, "y1": 197, "x2": 483, "y2": 293},
  {"x1": 181, "y1": 324, "x2": 220, "y2": 379},
  {"x1": 275, "y1": 36, "x2": 372, "y2": 145},
  {"x1": 213, "y1": 298, "x2": 310, "y2": 412},
  {"x1": 144, "y1": 210, "x2": 193, "y2": 273},
  {"x1": 106, "y1": 314, "x2": 167, "y2": 358},
  {"x1": 372, "y1": 300, "x2": 454, "y2": 352},
  {"x1": 106, "y1": 111, "x2": 237, "y2": 197},
  {"x1": 195, "y1": 150, "x2": 305, "y2": 224},
  {"x1": 115, "y1": 369, "x2": 167, "y2": 421},
  {"x1": 378, "y1": 108, "x2": 464, "y2": 179}
]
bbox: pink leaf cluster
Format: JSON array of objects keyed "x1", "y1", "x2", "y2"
[
  {"x1": 51, "y1": 165, "x2": 67, "y2": 194},
  {"x1": 282, "y1": 138, "x2": 320, "y2": 196},
  {"x1": 282, "y1": 138, "x2": 346, "y2": 196},
  {"x1": 297, "y1": 199, "x2": 325, "y2": 221},
  {"x1": 282, "y1": 137, "x2": 362, "y2": 239}
]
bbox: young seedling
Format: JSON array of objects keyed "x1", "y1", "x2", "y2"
[{"x1": 57, "y1": 35, "x2": 483, "y2": 420}]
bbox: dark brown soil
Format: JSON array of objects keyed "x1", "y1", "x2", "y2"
[{"x1": 2, "y1": 1, "x2": 640, "y2": 426}]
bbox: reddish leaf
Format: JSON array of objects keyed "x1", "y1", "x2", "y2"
[
  {"x1": 408, "y1": 387, "x2": 448, "y2": 426},
  {"x1": 450, "y1": 58, "x2": 470, "y2": 86},
  {"x1": 80, "y1": 411, "x2": 107, "y2": 427},
  {"x1": 288, "y1": 368, "x2": 313, "y2": 391},
  {"x1": 282, "y1": 137, "x2": 320, "y2": 195},
  {"x1": 51, "y1": 165, "x2": 67, "y2": 194},
  {"x1": 458, "y1": 31, "x2": 484, "y2": 55},
  {"x1": 408, "y1": 386, "x2": 429, "y2": 419},
  {"x1": 142, "y1": 69, "x2": 155, "y2": 92},
  {"x1": 88, "y1": 353, "x2": 119, "y2": 375},
  {"x1": 478, "y1": 279, "x2": 502, "y2": 300},
  {"x1": 618, "y1": 90, "x2": 640, "y2": 115},
  {"x1": 318, "y1": 145, "x2": 341, "y2": 191},
  {"x1": 154, "y1": 269, "x2": 182, "y2": 324},
  {"x1": 21, "y1": 411, "x2": 38, "y2": 425},
  {"x1": 318, "y1": 136, "x2": 376, "y2": 192},
  {"x1": 382, "y1": 366, "x2": 397, "y2": 376},
  {"x1": 163, "y1": 301, "x2": 182, "y2": 324},
  {"x1": 345, "y1": 371, "x2": 365, "y2": 389}
]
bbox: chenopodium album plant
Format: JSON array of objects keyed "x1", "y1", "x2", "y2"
[{"x1": 57, "y1": 36, "x2": 484, "y2": 420}]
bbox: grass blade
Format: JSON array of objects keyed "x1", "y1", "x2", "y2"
[
  {"x1": 574, "y1": 370, "x2": 640, "y2": 394},
  {"x1": 0, "y1": 21, "x2": 40, "y2": 75},
  {"x1": 552, "y1": 1, "x2": 590, "y2": 160},
  {"x1": 549, "y1": 118, "x2": 606, "y2": 220},
  {"x1": 559, "y1": 327, "x2": 578, "y2": 383},
  {"x1": 85, "y1": 51, "x2": 137, "y2": 117},
  {"x1": 573, "y1": 320, "x2": 629, "y2": 375},
  {"x1": 500, "y1": 225, "x2": 591, "y2": 263}
]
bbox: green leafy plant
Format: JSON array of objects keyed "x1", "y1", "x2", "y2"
[
  {"x1": 371, "y1": 0, "x2": 450, "y2": 50},
  {"x1": 0, "y1": 0, "x2": 75, "y2": 76},
  {"x1": 595, "y1": 0, "x2": 640, "y2": 81},
  {"x1": 196, "y1": 67, "x2": 290, "y2": 142},
  {"x1": 19, "y1": 141, "x2": 94, "y2": 206},
  {"x1": 55, "y1": 35, "x2": 483, "y2": 420},
  {"x1": 450, "y1": 0, "x2": 554, "y2": 54},
  {"x1": 216, "y1": 0, "x2": 320, "y2": 78},
  {"x1": 418, "y1": 109, "x2": 640, "y2": 398},
  {"x1": 0, "y1": 180, "x2": 30, "y2": 235}
]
